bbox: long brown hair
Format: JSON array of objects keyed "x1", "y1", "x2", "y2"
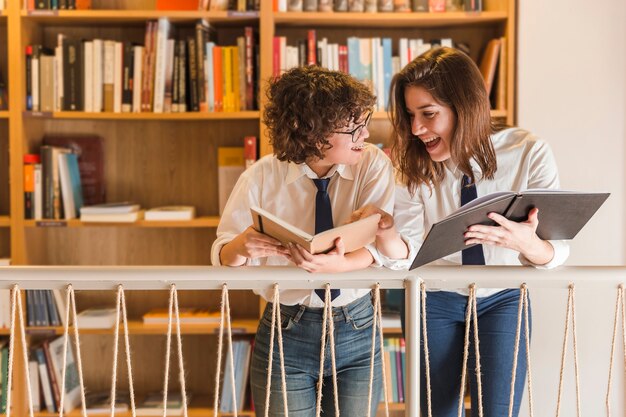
[{"x1": 390, "y1": 47, "x2": 497, "y2": 194}]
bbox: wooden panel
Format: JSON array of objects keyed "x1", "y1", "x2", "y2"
[
  {"x1": 24, "y1": 227, "x2": 217, "y2": 265},
  {"x1": 0, "y1": 229, "x2": 9, "y2": 258},
  {"x1": 0, "y1": 121, "x2": 8, "y2": 216}
]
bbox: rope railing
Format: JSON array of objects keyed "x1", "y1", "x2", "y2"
[{"x1": 1, "y1": 265, "x2": 626, "y2": 417}]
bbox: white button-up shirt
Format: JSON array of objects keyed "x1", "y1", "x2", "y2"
[
  {"x1": 211, "y1": 143, "x2": 395, "y2": 306},
  {"x1": 383, "y1": 127, "x2": 570, "y2": 297}
]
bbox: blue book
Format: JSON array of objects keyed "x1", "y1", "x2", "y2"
[
  {"x1": 66, "y1": 153, "x2": 84, "y2": 212},
  {"x1": 347, "y1": 37, "x2": 360, "y2": 80},
  {"x1": 382, "y1": 38, "x2": 393, "y2": 110}
]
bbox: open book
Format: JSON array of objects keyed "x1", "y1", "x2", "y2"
[
  {"x1": 251, "y1": 206, "x2": 381, "y2": 255},
  {"x1": 410, "y1": 190, "x2": 610, "y2": 270}
]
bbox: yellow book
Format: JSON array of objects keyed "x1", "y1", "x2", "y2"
[
  {"x1": 222, "y1": 46, "x2": 233, "y2": 112},
  {"x1": 232, "y1": 45, "x2": 240, "y2": 112},
  {"x1": 217, "y1": 147, "x2": 245, "y2": 215}
]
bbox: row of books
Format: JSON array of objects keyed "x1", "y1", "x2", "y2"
[
  {"x1": 25, "y1": 0, "x2": 260, "y2": 11},
  {"x1": 26, "y1": 289, "x2": 67, "y2": 327},
  {"x1": 274, "y1": 0, "x2": 482, "y2": 12},
  {"x1": 381, "y1": 337, "x2": 406, "y2": 404},
  {"x1": 274, "y1": 33, "x2": 454, "y2": 111},
  {"x1": 0, "y1": 340, "x2": 8, "y2": 414},
  {"x1": 78, "y1": 203, "x2": 197, "y2": 222},
  {"x1": 24, "y1": 0, "x2": 90, "y2": 10},
  {"x1": 26, "y1": 19, "x2": 258, "y2": 114}
]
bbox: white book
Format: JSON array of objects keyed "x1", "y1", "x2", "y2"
[
  {"x1": 83, "y1": 41, "x2": 94, "y2": 112},
  {"x1": 29, "y1": 360, "x2": 41, "y2": 412},
  {"x1": 376, "y1": 39, "x2": 384, "y2": 111},
  {"x1": 279, "y1": 36, "x2": 287, "y2": 75},
  {"x1": 370, "y1": 37, "x2": 379, "y2": 109},
  {"x1": 399, "y1": 37, "x2": 408, "y2": 69},
  {"x1": 54, "y1": 46, "x2": 62, "y2": 111},
  {"x1": 92, "y1": 39, "x2": 103, "y2": 112},
  {"x1": 145, "y1": 206, "x2": 195, "y2": 221},
  {"x1": 113, "y1": 42, "x2": 123, "y2": 113},
  {"x1": 103, "y1": 40, "x2": 115, "y2": 112},
  {"x1": 80, "y1": 202, "x2": 140, "y2": 215},
  {"x1": 0, "y1": 286, "x2": 10, "y2": 329},
  {"x1": 57, "y1": 152, "x2": 76, "y2": 219},
  {"x1": 76, "y1": 307, "x2": 117, "y2": 329},
  {"x1": 52, "y1": 289, "x2": 67, "y2": 326},
  {"x1": 81, "y1": 211, "x2": 144, "y2": 223},
  {"x1": 132, "y1": 45, "x2": 144, "y2": 113},
  {"x1": 152, "y1": 18, "x2": 170, "y2": 113},
  {"x1": 47, "y1": 336, "x2": 81, "y2": 414},
  {"x1": 35, "y1": 348, "x2": 55, "y2": 413},
  {"x1": 205, "y1": 42, "x2": 215, "y2": 112},
  {"x1": 34, "y1": 163, "x2": 43, "y2": 219},
  {"x1": 163, "y1": 39, "x2": 175, "y2": 113},
  {"x1": 32, "y1": 53, "x2": 40, "y2": 111}
]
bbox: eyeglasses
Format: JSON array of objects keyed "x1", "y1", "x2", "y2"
[{"x1": 332, "y1": 112, "x2": 372, "y2": 143}]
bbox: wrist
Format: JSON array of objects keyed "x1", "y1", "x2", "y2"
[{"x1": 522, "y1": 236, "x2": 554, "y2": 266}]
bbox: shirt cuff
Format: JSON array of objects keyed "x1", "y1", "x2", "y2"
[
  {"x1": 518, "y1": 240, "x2": 570, "y2": 269},
  {"x1": 211, "y1": 234, "x2": 259, "y2": 267}
]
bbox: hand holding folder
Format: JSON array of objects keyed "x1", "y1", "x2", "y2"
[{"x1": 410, "y1": 190, "x2": 610, "y2": 270}]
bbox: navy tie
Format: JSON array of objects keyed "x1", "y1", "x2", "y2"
[
  {"x1": 313, "y1": 178, "x2": 340, "y2": 301},
  {"x1": 461, "y1": 174, "x2": 486, "y2": 265}
]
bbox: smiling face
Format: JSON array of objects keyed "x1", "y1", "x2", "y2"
[
  {"x1": 404, "y1": 85, "x2": 457, "y2": 162},
  {"x1": 306, "y1": 113, "x2": 371, "y2": 178}
]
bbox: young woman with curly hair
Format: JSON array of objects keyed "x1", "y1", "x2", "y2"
[{"x1": 211, "y1": 65, "x2": 406, "y2": 417}]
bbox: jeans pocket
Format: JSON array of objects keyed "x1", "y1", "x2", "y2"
[
  {"x1": 350, "y1": 305, "x2": 375, "y2": 330},
  {"x1": 260, "y1": 309, "x2": 294, "y2": 331}
]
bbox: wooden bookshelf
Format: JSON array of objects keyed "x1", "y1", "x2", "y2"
[
  {"x1": 3, "y1": 1, "x2": 517, "y2": 415},
  {"x1": 23, "y1": 111, "x2": 260, "y2": 120},
  {"x1": 24, "y1": 217, "x2": 221, "y2": 228},
  {"x1": 274, "y1": 10, "x2": 508, "y2": 27}
]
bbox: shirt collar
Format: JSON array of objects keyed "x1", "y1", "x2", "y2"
[
  {"x1": 286, "y1": 161, "x2": 354, "y2": 184},
  {"x1": 444, "y1": 158, "x2": 483, "y2": 179}
]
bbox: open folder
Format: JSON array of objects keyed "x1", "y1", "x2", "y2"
[
  {"x1": 410, "y1": 190, "x2": 610, "y2": 270},
  {"x1": 251, "y1": 206, "x2": 381, "y2": 255}
]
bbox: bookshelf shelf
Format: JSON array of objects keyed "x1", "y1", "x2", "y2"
[
  {"x1": 24, "y1": 217, "x2": 221, "y2": 228},
  {"x1": 25, "y1": 319, "x2": 259, "y2": 335},
  {"x1": 0, "y1": 111, "x2": 8, "y2": 118},
  {"x1": 274, "y1": 11, "x2": 508, "y2": 28},
  {"x1": 21, "y1": 10, "x2": 259, "y2": 25},
  {"x1": 0, "y1": 216, "x2": 9, "y2": 227},
  {"x1": 23, "y1": 111, "x2": 260, "y2": 121},
  {"x1": 372, "y1": 109, "x2": 507, "y2": 121}
]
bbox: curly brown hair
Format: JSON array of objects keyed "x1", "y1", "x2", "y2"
[
  {"x1": 389, "y1": 47, "x2": 498, "y2": 195},
  {"x1": 263, "y1": 66, "x2": 376, "y2": 164}
]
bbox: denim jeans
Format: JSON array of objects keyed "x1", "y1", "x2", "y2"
[
  {"x1": 401, "y1": 289, "x2": 531, "y2": 417},
  {"x1": 250, "y1": 294, "x2": 383, "y2": 417}
]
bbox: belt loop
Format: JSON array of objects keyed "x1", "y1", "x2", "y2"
[
  {"x1": 341, "y1": 305, "x2": 351, "y2": 323},
  {"x1": 292, "y1": 304, "x2": 306, "y2": 323}
]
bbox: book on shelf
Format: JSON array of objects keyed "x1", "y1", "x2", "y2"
[
  {"x1": 410, "y1": 190, "x2": 611, "y2": 269},
  {"x1": 26, "y1": 290, "x2": 64, "y2": 327},
  {"x1": 28, "y1": 358, "x2": 41, "y2": 412},
  {"x1": 85, "y1": 390, "x2": 130, "y2": 415},
  {"x1": 243, "y1": 136, "x2": 258, "y2": 169},
  {"x1": 43, "y1": 134, "x2": 105, "y2": 208},
  {"x1": 219, "y1": 339, "x2": 252, "y2": 413},
  {"x1": 144, "y1": 206, "x2": 196, "y2": 221},
  {"x1": 76, "y1": 307, "x2": 117, "y2": 329},
  {"x1": 142, "y1": 308, "x2": 220, "y2": 324},
  {"x1": 218, "y1": 147, "x2": 245, "y2": 216},
  {"x1": 478, "y1": 38, "x2": 501, "y2": 97},
  {"x1": 0, "y1": 341, "x2": 8, "y2": 413},
  {"x1": 45, "y1": 336, "x2": 82, "y2": 414},
  {"x1": 80, "y1": 202, "x2": 140, "y2": 214},
  {"x1": 80, "y1": 211, "x2": 144, "y2": 223},
  {"x1": 251, "y1": 206, "x2": 381, "y2": 255},
  {"x1": 136, "y1": 392, "x2": 191, "y2": 416},
  {"x1": 34, "y1": 346, "x2": 56, "y2": 413}
]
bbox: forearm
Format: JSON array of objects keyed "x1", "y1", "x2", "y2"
[
  {"x1": 219, "y1": 238, "x2": 248, "y2": 267},
  {"x1": 376, "y1": 231, "x2": 409, "y2": 260},
  {"x1": 339, "y1": 248, "x2": 376, "y2": 272},
  {"x1": 521, "y1": 238, "x2": 555, "y2": 266}
]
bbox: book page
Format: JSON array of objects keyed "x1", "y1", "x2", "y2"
[
  {"x1": 449, "y1": 191, "x2": 513, "y2": 217},
  {"x1": 251, "y1": 206, "x2": 312, "y2": 242}
]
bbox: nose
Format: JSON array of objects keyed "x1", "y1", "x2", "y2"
[{"x1": 411, "y1": 117, "x2": 427, "y2": 137}]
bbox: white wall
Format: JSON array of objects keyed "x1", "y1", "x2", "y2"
[{"x1": 518, "y1": 0, "x2": 626, "y2": 416}]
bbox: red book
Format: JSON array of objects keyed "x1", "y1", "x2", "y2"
[
  {"x1": 244, "y1": 27, "x2": 255, "y2": 110},
  {"x1": 272, "y1": 37, "x2": 281, "y2": 78},
  {"x1": 307, "y1": 30, "x2": 317, "y2": 66},
  {"x1": 244, "y1": 136, "x2": 258, "y2": 169},
  {"x1": 156, "y1": 0, "x2": 198, "y2": 10}
]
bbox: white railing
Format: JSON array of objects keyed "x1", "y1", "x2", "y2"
[{"x1": 1, "y1": 265, "x2": 625, "y2": 417}]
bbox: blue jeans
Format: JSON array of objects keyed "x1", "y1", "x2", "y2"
[
  {"x1": 250, "y1": 294, "x2": 383, "y2": 417},
  {"x1": 401, "y1": 289, "x2": 531, "y2": 417}
]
